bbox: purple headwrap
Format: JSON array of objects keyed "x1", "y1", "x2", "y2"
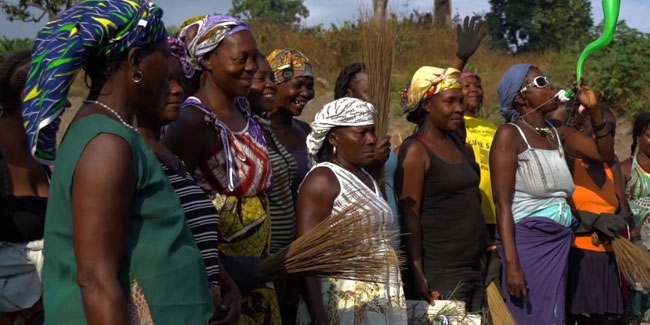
[
  {"x1": 167, "y1": 36, "x2": 194, "y2": 78},
  {"x1": 460, "y1": 70, "x2": 481, "y2": 81}
]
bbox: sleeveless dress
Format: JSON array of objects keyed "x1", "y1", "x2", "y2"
[
  {"x1": 399, "y1": 134, "x2": 486, "y2": 311},
  {"x1": 566, "y1": 158, "x2": 624, "y2": 316},
  {"x1": 296, "y1": 162, "x2": 407, "y2": 324},
  {"x1": 181, "y1": 97, "x2": 281, "y2": 324},
  {"x1": 43, "y1": 114, "x2": 214, "y2": 324},
  {"x1": 499, "y1": 122, "x2": 575, "y2": 325}
]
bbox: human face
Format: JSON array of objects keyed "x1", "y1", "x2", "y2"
[
  {"x1": 130, "y1": 40, "x2": 171, "y2": 121},
  {"x1": 424, "y1": 88, "x2": 465, "y2": 133},
  {"x1": 203, "y1": 31, "x2": 259, "y2": 98},
  {"x1": 248, "y1": 56, "x2": 277, "y2": 115},
  {"x1": 275, "y1": 75, "x2": 315, "y2": 116},
  {"x1": 346, "y1": 72, "x2": 370, "y2": 102},
  {"x1": 330, "y1": 124, "x2": 377, "y2": 167},
  {"x1": 517, "y1": 67, "x2": 557, "y2": 114},
  {"x1": 460, "y1": 75, "x2": 482, "y2": 115},
  {"x1": 159, "y1": 56, "x2": 185, "y2": 125},
  {"x1": 639, "y1": 126, "x2": 650, "y2": 159}
]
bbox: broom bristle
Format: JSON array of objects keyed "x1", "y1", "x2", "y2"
[
  {"x1": 360, "y1": 6, "x2": 397, "y2": 142},
  {"x1": 612, "y1": 236, "x2": 650, "y2": 287},
  {"x1": 487, "y1": 282, "x2": 516, "y2": 325},
  {"x1": 259, "y1": 202, "x2": 404, "y2": 282}
]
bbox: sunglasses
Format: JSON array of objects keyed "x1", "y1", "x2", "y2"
[{"x1": 520, "y1": 75, "x2": 550, "y2": 93}]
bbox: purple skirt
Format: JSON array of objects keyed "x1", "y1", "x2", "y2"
[{"x1": 497, "y1": 217, "x2": 574, "y2": 325}]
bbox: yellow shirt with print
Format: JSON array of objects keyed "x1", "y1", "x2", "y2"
[{"x1": 464, "y1": 116, "x2": 497, "y2": 224}]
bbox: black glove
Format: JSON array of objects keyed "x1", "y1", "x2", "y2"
[
  {"x1": 593, "y1": 213, "x2": 628, "y2": 238},
  {"x1": 456, "y1": 16, "x2": 487, "y2": 62}
]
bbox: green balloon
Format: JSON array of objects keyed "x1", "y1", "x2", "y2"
[{"x1": 575, "y1": 0, "x2": 621, "y2": 83}]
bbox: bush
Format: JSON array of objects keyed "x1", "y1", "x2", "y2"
[{"x1": 0, "y1": 37, "x2": 33, "y2": 55}]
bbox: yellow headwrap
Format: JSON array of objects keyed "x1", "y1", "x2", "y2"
[{"x1": 404, "y1": 66, "x2": 461, "y2": 111}]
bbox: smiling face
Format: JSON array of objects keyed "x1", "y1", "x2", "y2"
[
  {"x1": 329, "y1": 124, "x2": 377, "y2": 167},
  {"x1": 202, "y1": 31, "x2": 259, "y2": 98},
  {"x1": 460, "y1": 75, "x2": 482, "y2": 116},
  {"x1": 424, "y1": 88, "x2": 465, "y2": 133},
  {"x1": 274, "y1": 75, "x2": 315, "y2": 116},
  {"x1": 159, "y1": 56, "x2": 185, "y2": 125},
  {"x1": 248, "y1": 55, "x2": 277, "y2": 116}
]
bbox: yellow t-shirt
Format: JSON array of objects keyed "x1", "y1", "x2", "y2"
[{"x1": 464, "y1": 116, "x2": 497, "y2": 224}]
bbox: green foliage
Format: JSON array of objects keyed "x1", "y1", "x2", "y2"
[
  {"x1": 0, "y1": 0, "x2": 79, "y2": 22},
  {"x1": 166, "y1": 25, "x2": 179, "y2": 37},
  {"x1": 486, "y1": 0, "x2": 593, "y2": 53},
  {"x1": 0, "y1": 36, "x2": 33, "y2": 55},
  {"x1": 230, "y1": 0, "x2": 309, "y2": 26}
]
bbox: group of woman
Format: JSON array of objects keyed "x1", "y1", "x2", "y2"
[{"x1": 3, "y1": 1, "x2": 650, "y2": 324}]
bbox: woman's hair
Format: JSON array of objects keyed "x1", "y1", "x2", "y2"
[
  {"x1": 631, "y1": 112, "x2": 650, "y2": 157},
  {"x1": 334, "y1": 63, "x2": 365, "y2": 100},
  {"x1": 0, "y1": 50, "x2": 31, "y2": 112},
  {"x1": 316, "y1": 128, "x2": 340, "y2": 162}
]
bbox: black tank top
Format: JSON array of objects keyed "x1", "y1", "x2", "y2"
[{"x1": 402, "y1": 134, "x2": 486, "y2": 271}]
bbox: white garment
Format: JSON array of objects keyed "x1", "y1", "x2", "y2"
[{"x1": 0, "y1": 240, "x2": 43, "y2": 312}]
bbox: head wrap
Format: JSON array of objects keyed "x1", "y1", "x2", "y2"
[
  {"x1": 306, "y1": 97, "x2": 376, "y2": 157},
  {"x1": 181, "y1": 15, "x2": 251, "y2": 70},
  {"x1": 402, "y1": 66, "x2": 461, "y2": 112},
  {"x1": 167, "y1": 36, "x2": 193, "y2": 78},
  {"x1": 498, "y1": 63, "x2": 533, "y2": 122},
  {"x1": 460, "y1": 70, "x2": 481, "y2": 81},
  {"x1": 267, "y1": 48, "x2": 314, "y2": 84},
  {"x1": 22, "y1": 0, "x2": 167, "y2": 164}
]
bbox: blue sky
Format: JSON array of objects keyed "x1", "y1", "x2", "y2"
[{"x1": 1, "y1": 0, "x2": 649, "y2": 38}]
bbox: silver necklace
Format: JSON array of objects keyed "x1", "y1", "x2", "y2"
[{"x1": 85, "y1": 100, "x2": 137, "y2": 131}]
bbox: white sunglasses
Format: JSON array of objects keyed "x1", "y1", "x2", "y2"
[{"x1": 520, "y1": 75, "x2": 550, "y2": 93}]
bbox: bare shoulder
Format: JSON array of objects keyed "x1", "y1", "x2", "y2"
[
  {"x1": 620, "y1": 157, "x2": 634, "y2": 181},
  {"x1": 300, "y1": 166, "x2": 340, "y2": 198}
]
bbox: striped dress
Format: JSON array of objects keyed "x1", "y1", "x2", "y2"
[
  {"x1": 158, "y1": 157, "x2": 220, "y2": 288},
  {"x1": 257, "y1": 118, "x2": 298, "y2": 254},
  {"x1": 296, "y1": 162, "x2": 407, "y2": 324}
]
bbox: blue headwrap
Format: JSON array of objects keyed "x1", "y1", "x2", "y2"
[
  {"x1": 497, "y1": 63, "x2": 532, "y2": 122},
  {"x1": 22, "y1": 0, "x2": 168, "y2": 164}
]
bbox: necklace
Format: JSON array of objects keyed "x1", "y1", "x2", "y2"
[
  {"x1": 519, "y1": 117, "x2": 551, "y2": 138},
  {"x1": 85, "y1": 100, "x2": 137, "y2": 131},
  {"x1": 518, "y1": 117, "x2": 564, "y2": 157}
]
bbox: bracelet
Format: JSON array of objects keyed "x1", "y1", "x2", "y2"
[
  {"x1": 593, "y1": 121, "x2": 607, "y2": 132},
  {"x1": 595, "y1": 128, "x2": 611, "y2": 139}
]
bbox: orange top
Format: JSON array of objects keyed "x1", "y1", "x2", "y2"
[{"x1": 569, "y1": 158, "x2": 618, "y2": 252}]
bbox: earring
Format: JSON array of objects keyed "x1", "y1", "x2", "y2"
[
  {"x1": 333, "y1": 146, "x2": 337, "y2": 156},
  {"x1": 132, "y1": 70, "x2": 144, "y2": 83}
]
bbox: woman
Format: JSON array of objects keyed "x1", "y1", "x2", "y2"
[
  {"x1": 266, "y1": 49, "x2": 315, "y2": 200},
  {"x1": 460, "y1": 70, "x2": 498, "y2": 238},
  {"x1": 397, "y1": 66, "x2": 487, "y2": 311},
  {"x1": 333, "y1": 63, "x2": 395, "y2": 247},
  {"x1": 621, "y1": 112, "x2": 650, "y2": 323},
  {"x1": 162, "y1": 15, "x2": 281, "y2": 324},
  {"x1": 247, "y1": 53, "x2": 299, "y2": 324},
  {"x1": 491, "y1": 64, "x2": 615, "y2": 324},
  {"x1": 295, "y1": 97, "x2": 407, "y2": 324},
  {"x1": 136, "y1": 36, "x2": 242, "y2": 324},
  {"x1": 23, "y1": 1, "x2": 214, "y2": 323},
  {"x1": 0, "y1": 50, "x2": 47, "y2": 325},
  {"x1": 562, "y1": 105, "x2": 630, "y2": 324}
]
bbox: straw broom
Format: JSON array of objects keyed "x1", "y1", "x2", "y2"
[
  {"x1": 611, "y1": 236, "x2": 650, "y2": 287},
  {"x1": 486, "y1": 282, "x2": 516, "y2": 325},
  {"x1": 259, "y1": 203, "x2": 404, "y2": 282}
]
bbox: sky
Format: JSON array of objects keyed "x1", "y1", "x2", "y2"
[{"x1": 1, "y1": 0, "x2": 650, "y2": 38}]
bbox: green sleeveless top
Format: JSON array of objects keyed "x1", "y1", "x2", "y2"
[{"x1": 43, "y1": 115, "x2": 214, "y2": 324}]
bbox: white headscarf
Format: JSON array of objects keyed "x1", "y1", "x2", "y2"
[{"x1": 306, "y1": 97, "x2": 377, "y2": 157}]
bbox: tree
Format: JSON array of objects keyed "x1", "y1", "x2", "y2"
[
  {"x1": 486, "y1": 0, "x2": 593, "y2": 52},
  {"x1": 229, "y1": 0, "x2": 309, "y2": 26},
  {"x1": 433, "y1": 0, "x2": 451, "y2": 26},
  {"x1": 0, "y1": 0, "x2": 79, "y2": 22},
  {"x1": 373, "y1": 0, "x2": 387, "y2": 19}
]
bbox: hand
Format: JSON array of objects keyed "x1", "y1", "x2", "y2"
[
  {"x1": 573, "y1": 79, "x2": 598, "y2": 110},
  {"x1": 416, "y1": 275, "x2": 439, "y2": 305},
  {"x1": 594, "y1": 213, "x2": 628, "y2": 238},
  {"x1": 456, "y1": 16, "x2": 488, "y2": 62},
  {"x1": 211, "y1": 282, "x2": 241, "y2": 325},
  {"x1": 374, "y1": 137, "x2": 391, "y2": 166},
  {"x1": 505, "y1": 262, "x2": 528, "y2": 300}
]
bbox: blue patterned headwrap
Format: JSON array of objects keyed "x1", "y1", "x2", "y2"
[
  {"x1": 497, "y1": 63, "x2": 532, "y2": 122},
  {"x1": 22, "y1": 0, "x2": 167, "y2": 164}
]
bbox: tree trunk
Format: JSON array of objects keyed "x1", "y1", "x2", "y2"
[
  {"x1": 373, "y1": 0, "x2": 388, "y2": 19},
  {"x1": 433, "y1": 0, "x2": 451, "y2": 26}
]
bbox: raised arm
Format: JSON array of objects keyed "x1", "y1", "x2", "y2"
[
  {"x1": 73, "y1": 133, "x2": 134, "y2": 324},
  {"x1": 452, "y1": 16, "x2": 487, "y2": 71},
  {"x1": 295, "y1": 167, "x2": 339, "y2": 325},
  {"x1": 396, "y1": 140, "x2": 437, "y2": 305},
  {"x1": 490, "y1": 125, "x2": 528, "y2": 300}
]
